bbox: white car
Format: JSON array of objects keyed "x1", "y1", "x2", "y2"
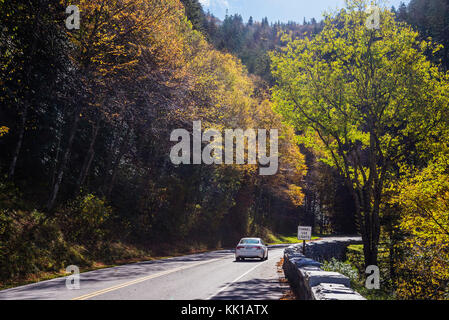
[{"x1": 235, "y1": 238, "x2": 268, "y2": 261}]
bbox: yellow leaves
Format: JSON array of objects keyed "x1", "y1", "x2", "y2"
[
  {"x1": 178, "y1": 17, "x2": 307, "y2": 207},
  {"x1": 389, "y1": 149, "x2": 449, "y2": 299},
  {"x1": 394, "y1": 235, "x2": 449, "y2": 299},
  {"x1": 286, "y1": 184, "x2": 305, "y2": 207},
  {"x1": 68, "y1": 0, "x2": 186, "y2": 77},
  {"x1": 392, "y1": 151, "x2": 449, "y2": 241},
  {"x1": 185, "y1": 38, "x2": 256, "y2": 128},
  {"x1": 57, "y1": 1, "x2": 308, "y2": 210},
  {"x1": 0, "y1": 126, "x2": 9, "y2": 137}
]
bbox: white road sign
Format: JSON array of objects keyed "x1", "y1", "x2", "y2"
[{"x1": 297, "y1": 226, "x2": 312, "y2": 240}]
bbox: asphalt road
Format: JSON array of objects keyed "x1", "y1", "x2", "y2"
[{"x1": 0, "y1": 247, "x2": 287, "y2": 300}]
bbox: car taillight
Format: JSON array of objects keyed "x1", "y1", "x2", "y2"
[{"x1": 236, "y1": 246, "x2": 245, "y2": 249}]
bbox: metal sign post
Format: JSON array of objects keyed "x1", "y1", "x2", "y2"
[{"x1": 297, "y1": 226, "x2": 312, "y2": 255}]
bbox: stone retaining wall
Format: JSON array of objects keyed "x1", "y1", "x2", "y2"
[{"x1": 282, "y1": 237, "x2": 366, "y2": 300}]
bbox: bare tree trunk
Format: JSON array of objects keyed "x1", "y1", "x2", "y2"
[
  {"x1": 387, "y1": 214, "x2": 397, "y2": 288},
  {"x1": 8, "y1": 103, "x2": 28, "y2": 178},
  {"x1": 8, "y1": 5, "x2": 41, "y2": 179},
  {"x1": 47, "y1": 110, "x2": 81, "y2": 210},
  {"x1": 101, "y1": 134, "x2": 117, "y2": 196},
  {"x1": 105, "y1": 129, "x2": 130, "y2": 198},
  {"x1": 358, "y1": 186, "x2": 381, "y2": 267},
  {"x1": 76, "y1": 120, "x2": 101, "y2": 191},
  {"x1": 345, "y1": 174, "x2": 380, "y2": 267},
  {"x1": 50, "y1": 117, "x2": 63, "y2": 188}
]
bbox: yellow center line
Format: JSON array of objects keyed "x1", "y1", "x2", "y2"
[{"x1": 72, "y1": 257, "x2": 224, "y2": 300}]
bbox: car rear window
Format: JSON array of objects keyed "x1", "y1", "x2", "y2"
[{"x1": 239, "y1": 239, "x2": 260, "y2": 244}]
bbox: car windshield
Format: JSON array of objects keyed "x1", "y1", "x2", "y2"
[{"x1": 239, "y1": 239, "x2": 260, "y2": 244}]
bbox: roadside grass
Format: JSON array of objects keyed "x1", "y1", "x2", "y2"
[
  {"x1": 0, "y1": 262, "x2": 122, "y2": 291},
  {"x1": 347, "y1": 244, "x2": 364, "y2": 253},
  {"x1": 352, "y1": 282, "x2": 396, "y2": 300},
  {"x1": 3, "y1": 235, "x2": 297, "y2": 290},
  {"x1": 345, "y1": 244, "x2": 396, "y2": 300},
  {"x1": 1, "y1": 234, "x2": 337, "y2": 291},
  {"x1": 267, "y1": 234, "x2": 320, "y2": 245},
  {"x1": 1, "y1": 233, "x2": 322, "y2": 290},
  {"x1": 0, "y1": 243, "x2": 221, "y2": 291}
]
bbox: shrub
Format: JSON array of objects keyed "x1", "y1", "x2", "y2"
[
  {"x1": 97, "y1": 242, "x2": 149, "y2": 264},
  {"x1": 0, "y1": 209, "x2": 90, "y2": 283},
  {"x1": 59, "y1": 194, "x2": 112, "y2": 248},
  {"x1": 322, "y1": 258, "x2": 359, "y2": 286},
  {"x1": 0, "y1": 180, "x2": 23, "y2": 209}
]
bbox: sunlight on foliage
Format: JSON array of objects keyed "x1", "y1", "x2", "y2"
[
  {"x1": 0, "y1": 126, "x2": 8, "y2": 137},
  {"x1": 390, "y1": 151, "x2": 449, "y2": 299}
]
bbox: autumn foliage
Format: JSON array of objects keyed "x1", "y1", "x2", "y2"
[{"x1": 0, "y1": 0, "x2": 306, "y2": 284}]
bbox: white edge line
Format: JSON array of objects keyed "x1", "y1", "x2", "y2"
[{"x1": 207, "y1": 259, "x2": 269, "y2": 300}]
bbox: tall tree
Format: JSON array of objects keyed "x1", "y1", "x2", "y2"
[
  {"x1": 47, "y1": 0, "x2": 186, "y2": 209},
  {"x1": 271, "y1": 0, "x2": 449, "y2": 266},
  {"x1": 404, "y1": 0, "x2": 449, "y2": 70},
  {"x1": 180, "y1": 0, "x2": 206, "y2": 32},
  {"x1": 0, "y1": 0, "x2": 67, "y2": 179}
]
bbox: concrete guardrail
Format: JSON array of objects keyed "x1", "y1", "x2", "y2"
[{"x1": 282, "y1": 237, "x2": 366, "y2": 300}]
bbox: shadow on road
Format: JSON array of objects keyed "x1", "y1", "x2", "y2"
[
  {"x1": 211, "y1": 278, "x2": 283, "y2": 300},
  {"x1": 0, "y1": 249, "x2": 236, "y2": 300}
]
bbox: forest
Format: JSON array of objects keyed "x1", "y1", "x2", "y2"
[{"x1": 1, "y1": 0, "x2": 449, "y2": 299}]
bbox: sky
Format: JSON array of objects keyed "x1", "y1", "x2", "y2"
[{"x1": 199, "y1": 0, "x2": 409, "y2": 23}]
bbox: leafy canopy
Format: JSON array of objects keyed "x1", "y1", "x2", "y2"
[{"x1": 271, "y1": 0, "x2": 449, "y2": 191}]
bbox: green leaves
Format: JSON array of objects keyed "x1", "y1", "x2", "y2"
[
  {"x1": 272, "y1": 0, "x2": 449, "y2": 181},
  {"x1": 271, "y1": 0, "x2": 449, "y2": 268}
]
